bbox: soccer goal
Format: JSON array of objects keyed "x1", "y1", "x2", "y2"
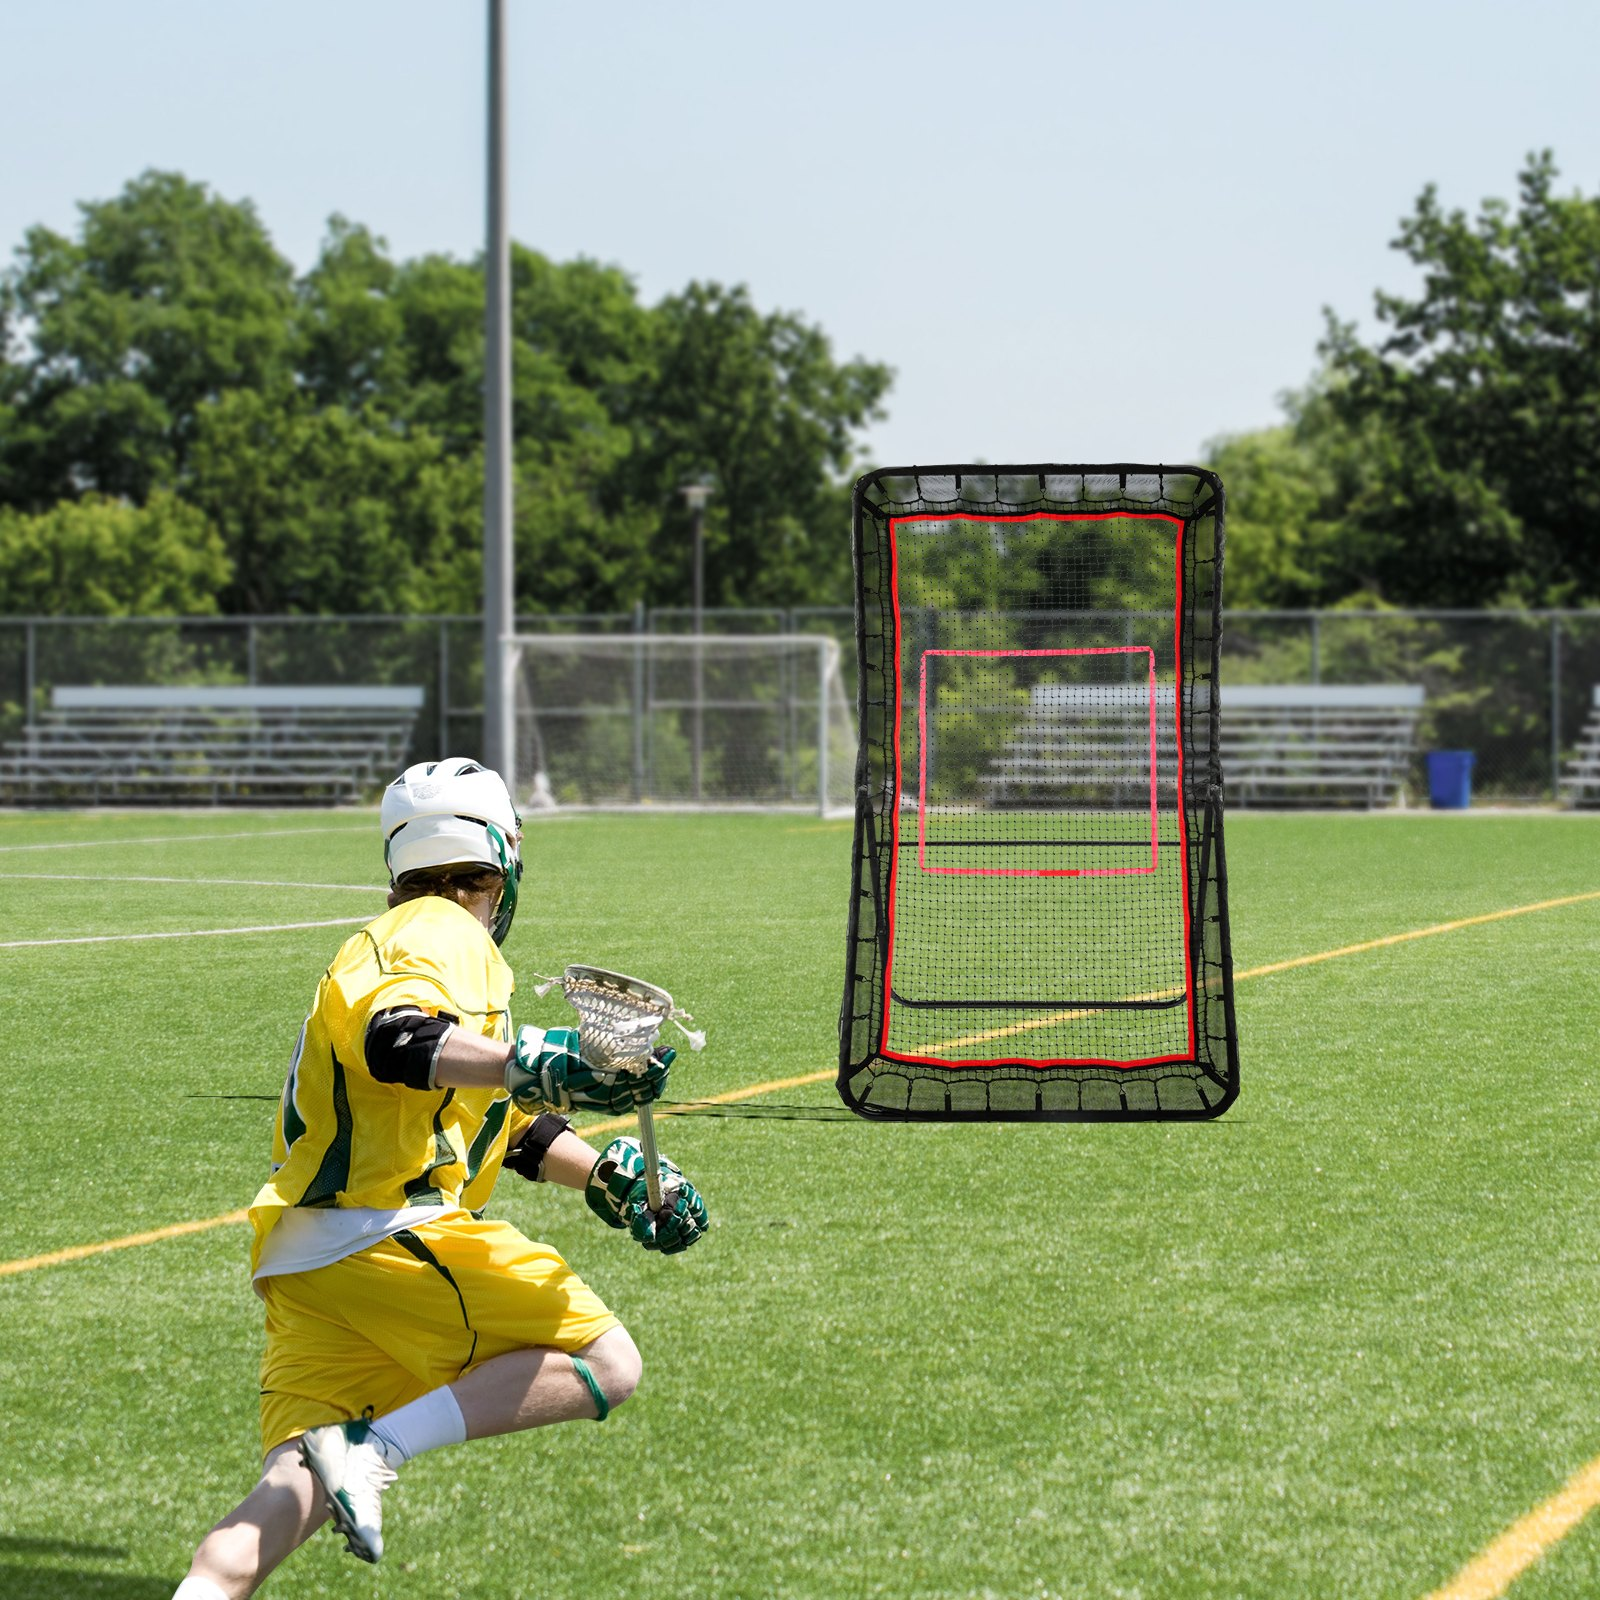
[
  {"x1": 507, "y1": 632, "x2": 856, "y2": 815},
  {"x1": 839, "y1": 466, "x2": 1239, "y2": 1122}
]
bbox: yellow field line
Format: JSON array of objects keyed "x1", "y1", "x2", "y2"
[
  {"x1": 6, "y1": 887, "x2": 1598, "y2": 1289},
  {"x1": 0, "y1": 1209, "x2": 250, "y2": 1278},
  {"x1": 0, "y1": 1075, "x2": 840, "y2": 1281},
  {"x1": 7, "y1": 881, "x2": 1600, "y2": 1597},
  {"x1": 1422, "y1": 1458, "x2": 1600, "y2": 1599},
  {"x1": 1236, "y1": 888, "x2": 1600, "y2": 982},
  {"x1": 925, "y1": 889, "x2": 1600, "y2": 1053}
]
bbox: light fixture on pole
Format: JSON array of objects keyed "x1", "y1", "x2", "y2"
[
  {"x1": 679, "y1": 480, "x2": 714, "y2": 801},
  {"x1": 679, "y1": 480, "x2": 713, "y2": 631}
]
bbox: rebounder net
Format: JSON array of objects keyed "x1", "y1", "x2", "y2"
[{"x1": 839, "y1": 466, "x2": 1238, "y2": 1121}]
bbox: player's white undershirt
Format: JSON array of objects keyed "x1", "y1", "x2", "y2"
[{"x1": 252, "y1": 1203, "x2": 466, "y2": 1288}]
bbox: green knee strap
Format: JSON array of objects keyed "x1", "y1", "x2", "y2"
[{"x1": 571, "y1": 1356, "x2": 610, "y2": 1422}]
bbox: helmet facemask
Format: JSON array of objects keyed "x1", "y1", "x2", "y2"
[{"x1": 485, "y1": 820, "x2": 524, "y2": 946}]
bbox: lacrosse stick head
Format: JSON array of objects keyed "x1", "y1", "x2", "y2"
[{"x1": 559, "y1": 965, "x2": 701, "y2": 1076}]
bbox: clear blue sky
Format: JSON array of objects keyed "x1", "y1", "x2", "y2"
[{"x1": 4, "y1": 0, "x2": 1597, "y2": 469}]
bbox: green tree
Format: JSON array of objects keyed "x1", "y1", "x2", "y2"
[
  {"x1": 188, "y1": 390, "x2": 480, "y2": 614},
  {"x1": 505, "y1": 249, "x2": 659, "y2": 612},
  {"x1": 2, "y1": 173, "x2": 895, "y2": 619},
  {"x1": 0, "y1": 171, "x2": 295, "y2": 508},
  {"x1": 1318, "y1": 151, "x2": 1600, "y2": 606},
  {"x1": 0, "y1": 492, "x2": 229, "y2": 614},
  {"x1": 624, "y1": 282, "x2": 893, "y2": 609},
  {"x1": 1205, "y1": 383, "x2": 1394, "y2": 609},
  {"x1": 1205, "y1": 422, "x2": 1323, "y2": 608},
  {"x1": 294, "y1": 216, "x2": 409, "y2": 414}
]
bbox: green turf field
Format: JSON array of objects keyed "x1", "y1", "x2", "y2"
[{"x1": 2, "y1": 808, "x2": 1598, "y2": 1600}]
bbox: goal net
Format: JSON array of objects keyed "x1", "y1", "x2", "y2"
[
  {"x1": 839, "y1": 466, "x2": 1239, "y2": 1121},
  {"x1": 508, "y1": 633, "x2": 855, "y2": 814}
]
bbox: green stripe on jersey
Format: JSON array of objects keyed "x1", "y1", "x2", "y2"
[
  {"x1": 464, "y1": 1097, "x2": 510, "y2": 1184},
  {"x1": 403, "y1": 1089, "x2": 458, "y2": 1204},
  {"x1": 300, "y1": 1052, "x2": 353, "y2": 1207}
]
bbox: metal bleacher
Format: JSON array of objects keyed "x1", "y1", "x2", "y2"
[
  {"x1": 980, "y1": 683, "x2": 1425, "y2": 809},
  {"x1": 0, "y1": 685, "x2": 423, "y2": 805},
  {"x1": 1560, "y1": 686, "x2": 1600, "y2": 807},
  {"x1": 1220, "y1": 685, "x2": 1424, "y2": 806}
]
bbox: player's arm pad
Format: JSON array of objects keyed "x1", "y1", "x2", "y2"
[
  {"x1": 501, "y1": 1112, "x2": 572, "y2": 1182},
  {"x1": 365, "y1": 1006, "x2": 455, "y2": 1090}
]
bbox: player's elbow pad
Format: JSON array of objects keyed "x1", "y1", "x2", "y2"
[
  {"x1": 502, "y1": 1112, "x2": 572, "y2": 1182},
  {"x1": 365, "y1": 1007, "x2": 453, "y2": 1090}
]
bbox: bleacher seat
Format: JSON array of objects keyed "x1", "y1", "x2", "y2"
[
  {"x1": 979, "y1": 683, "x2": 1424, "y2": 809},
  {"x1": 1220, "y1": 686, "x2": 1424, "y2": 806},
  {"x1": 1560, "y1": 686, "x2": 1600, "y2": 807},
  {"x1": 0, "y1": 685, "x2": 423, "y2": 805}
]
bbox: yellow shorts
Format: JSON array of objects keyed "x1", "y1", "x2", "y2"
[{"x1": 258, "y1": 1216, "x2": 618, "y2": 1457}]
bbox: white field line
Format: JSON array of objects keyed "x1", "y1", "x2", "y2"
[
  {"x1": 0, "y1": 824, "x2": 370, "y2": 854},
  {"x1": 0, "y1": 916, "x2": 371, "y2": 950},
  {"x1": 0, "y1": 873, "x2": 385, "y2": 892}
]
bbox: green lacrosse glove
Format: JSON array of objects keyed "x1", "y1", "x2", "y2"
[
  {"x1": 648, "y1": 1169, "x2": 709, "y2": 1255},
  {"x1": 584, "y1": 1135, "x2": 709, "y2": 1254},
  {"x1": 504, "y1": 1025, "x2": 583, "y2": 1112},
  {"x1": 627, "y1": 1047, "x2": 675, "y2": 1110},
  {"x1": 584, "y1": 1136, "x2": 652, "y2": 1230},
  {"x1": 507, "y1": 1030, "x2": 673, "y2": 1114}
]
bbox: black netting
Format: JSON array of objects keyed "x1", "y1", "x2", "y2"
[{"x1": 839, "y1": 466, "x2": 1238, "y2": 1121}]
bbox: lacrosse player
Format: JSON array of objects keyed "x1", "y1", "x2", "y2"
[{"x1": 171, "y1": 758, "x2": 708, "y2": 1600}]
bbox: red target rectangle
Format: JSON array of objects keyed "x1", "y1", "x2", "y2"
[{"x1": 916, "y1": 646, "x2": 1158, "y2": 877}]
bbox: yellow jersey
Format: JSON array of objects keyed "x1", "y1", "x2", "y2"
[{"x1": 249, "y1": 895, "x2": 533, "y2": 1273}]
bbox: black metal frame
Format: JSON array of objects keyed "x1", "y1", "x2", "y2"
[{"x1": 838, "y1": 464, "x2": 1239, "y2": 1122}]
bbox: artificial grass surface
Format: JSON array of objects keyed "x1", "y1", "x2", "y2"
[{"x1": 1, "y1": 810, "x2": 1597, "y2": 1599}]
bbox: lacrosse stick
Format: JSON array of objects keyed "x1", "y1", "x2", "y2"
[{"x1": 548, "y1": 965, "x2": 704, "y2": 1213}]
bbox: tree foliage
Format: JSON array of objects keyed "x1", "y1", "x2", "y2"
[
  {"x1": 0, "y1": 172, "x2": 295, "y2": 510},
  {"x1": 0, "y1": 491, "x2": 229, "y2": 615},
  {"x1": 1211, "y1": 154, "x2": 1600, "y2": 610},
  {"x1": 0, "y1": 172, "x2": 892, "y2": 617}
]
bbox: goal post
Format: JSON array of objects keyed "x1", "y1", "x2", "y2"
[
  {"x1": 506, "y1": 632, "x2": 856, "y2": 815},
  {"x1": 840, "y1": 465, "x2": 1239, "y2": 1122}
]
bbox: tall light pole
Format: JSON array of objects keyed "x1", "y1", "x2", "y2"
[
  {"x1": 482, "y1": 0, "x2": 514, "y2": 780},
  {"x1": 680, "y1": 481, "x2": 713, "y2": 801}
]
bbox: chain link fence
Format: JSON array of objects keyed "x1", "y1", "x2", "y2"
[
  {"x1": 1223, "y1": 611, "x2": 1600, "y2": 802},
  {"x1": 3, "y1": 608, "x2": 1598, "y2": 803}
]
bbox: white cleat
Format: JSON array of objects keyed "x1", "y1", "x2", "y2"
[{"x1": 298, "y1": 1417, "x2": 398, "y2": 1564}]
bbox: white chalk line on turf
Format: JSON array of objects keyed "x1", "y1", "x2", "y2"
[
  {"x1": 0, "y1": 824, "x2": 370, "y2": 854},
  {"x1": 0, "y1": 916, "x2": 371, "y2": 949},
  {"x1": 0, "y1": 872, "x2": 385, "y2": 893}
]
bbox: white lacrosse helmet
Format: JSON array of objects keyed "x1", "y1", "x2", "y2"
[{"x1": 381, "y1": 757, "x2": 524, "y2": 945}]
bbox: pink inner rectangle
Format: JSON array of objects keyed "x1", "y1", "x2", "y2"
[{"x1": 916, "y1": 646, "x2": 1158, "y2": 878}]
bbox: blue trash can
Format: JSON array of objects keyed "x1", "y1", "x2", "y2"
[{"x1": 1427, "y1": 750, "x2": 1475, "y2": 809}]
